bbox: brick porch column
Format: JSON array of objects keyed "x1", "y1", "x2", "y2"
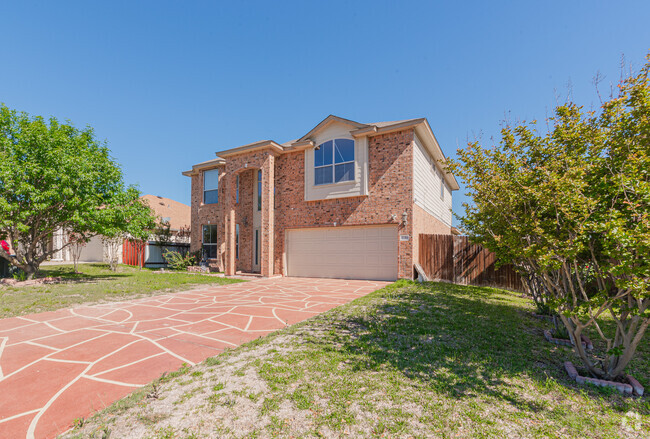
[
  {"x1": 260, "y1": 155, "x2": 275, "y2": 277},
  {"x1": 224, "y1": 173, "x2": 236, "y2": 276}
]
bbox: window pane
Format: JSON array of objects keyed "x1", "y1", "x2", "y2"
[
  {"x1": 204, "y1": 189, "x2": 218, "y2": 204},
  {"x1": 257, "y1": 170, "x2": 262, "y2": 211},
  {"x1": 202, "y1": 244, "x2": 217, "y2": 259},
  {"x1": 204, "y1": 169, "x2": 219, "y2": 191},
  {"x1": 315, "y1": 165, "x2": 333, "y2": 185},
  {"x1": 203, "y1": 224, "x2": 218, "y2": 244},
  {"x1": 334, "y1": 139, "x2": 354, "y2": 163},
  {"x1": 235, "y1": 224, "x2": 239, "y2": 259},
  {"x1": 334, "y1": 162, "x2": 355, "y2": 182},
  {"x1": 315, "y1": 141, "x2": 333, "y2": 167}
]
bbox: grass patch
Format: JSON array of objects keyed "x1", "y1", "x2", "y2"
[
  {"x1": 0, "y1": 263, "x2": 242, "y2": 317},
  {"x1": 63, "y1": 280, "x2": 649, "y2": 438}
]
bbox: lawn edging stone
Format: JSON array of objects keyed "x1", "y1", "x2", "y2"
[
  {"x1": 626, "y1": 374, "x2": 645, "y2": 396},
  {"x1": 564, "y1": 361, "x2": 644, "y2": 396},
  {"x1": 544, "y1": 329, "x2": 592, "y2": 350}
]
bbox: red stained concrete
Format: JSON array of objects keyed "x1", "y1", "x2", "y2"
[{"x1": 0, "y1": 277, "x2": 387, "y2": 438}]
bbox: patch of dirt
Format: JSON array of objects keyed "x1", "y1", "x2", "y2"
[{"x1": 0, "y1": 276, "x2": 62, "y2": 287}]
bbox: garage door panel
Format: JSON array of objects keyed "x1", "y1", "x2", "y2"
[{"x1": 287, "y1": 226, "x2": 398, "y2": 281}]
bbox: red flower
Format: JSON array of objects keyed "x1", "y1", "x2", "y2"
[{"x1": 1, "y1": 240, "x2": 9, "y2": 252}]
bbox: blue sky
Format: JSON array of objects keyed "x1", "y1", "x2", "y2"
[{"x1": 1, "y1": 1, "x2": 649, "y2": 223}]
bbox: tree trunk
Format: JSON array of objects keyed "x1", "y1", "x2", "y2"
[
  {"x1": 561, "y1": 314, "x2": 649, "y2": 380},
  {"x1": 24, "y1": 263, "x2": 37, "y2": 280}
]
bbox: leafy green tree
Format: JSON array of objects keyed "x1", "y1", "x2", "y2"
[
  {"x1": 99, "y1": 187, "x2": 156, "y2": 271},
  {"x1": 0, "y1": 104, "x2": 156, "y2": 278},
  {"x1": 449, "y1": 55, "x2": 649, "y2": 380},
  {"x1": 124, "y1": 198, "x2": 157, "y2": 270},
  {"x1": 67, "y1": 232, "x2": 89, "y2": 274}
]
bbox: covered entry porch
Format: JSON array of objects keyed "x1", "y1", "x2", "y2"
[{"x1": 221, "y1": 143, "x2": 279, "y2": 277}]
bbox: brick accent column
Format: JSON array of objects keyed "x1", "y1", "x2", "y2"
[
  {"x1": 261, "y1": 155, "x2": 275, "y2": 277},
  {"x1": 398, "y1": 208, "x2": 414, "y2": 279},
  {"x1": 224, "y1": 174, "x2": 236, "y2": 276}
]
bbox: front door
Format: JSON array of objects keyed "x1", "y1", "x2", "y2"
[
  {"x1": 252, "y1": 228, "x2": 261, "y2": 272},
  {"x1": 252, "y1": 169, "x2": 262, "y2": 273}
]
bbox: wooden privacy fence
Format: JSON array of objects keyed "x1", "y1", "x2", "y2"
[
  {"x1": 122, "y1": 240, "x2": 146, "y2": 267},
  {"x1": 419, "y1": 234, "x2": 523, "y2": 292}
]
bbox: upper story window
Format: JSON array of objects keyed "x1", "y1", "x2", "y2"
[
  {"x1": 257, "y1": 170, "x2": 262, "y2": 211},
  {"x1": 314, "y1": 139, "x2": 354, "y2": 185},
  {"x1": 236, "y1": 175, "x2": 240, "y2": 204},
  {"x1": 203, "y1": 169, "x2": 219, "y2": 204}
]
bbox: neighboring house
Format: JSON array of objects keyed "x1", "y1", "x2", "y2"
[
  {"x1": 51, "y1": 195, "x2": 191, "y2": 265},
  {"x1": 141, "y1": 194, "x2": 191, "y2": 238},
  {"x1": 183, "y1": 115, "x2": 459, "y2": 281}
]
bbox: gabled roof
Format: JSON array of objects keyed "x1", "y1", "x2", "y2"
[
  {"x1": 296, "y1": 115, "x2": 369, "y2": 142},
  {"x1": 141, "y1": 195, "x2": 191, "y2": 231},
  {"x1": 185, "y1": 115, "x2": 459, "y2": 190},
  {"x1": 217, "y1": 140, "x2": 284, "y2": 158},
  {"x1": 367, "y1": 118, "x2": 423, "y2": 128},
  {"x1": 182, "y1": 157, "x2": 225, "y2": 176}
]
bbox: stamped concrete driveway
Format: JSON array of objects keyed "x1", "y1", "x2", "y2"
[{"x1": 0, "y1": 277, "x2": 388, "y2": 439}]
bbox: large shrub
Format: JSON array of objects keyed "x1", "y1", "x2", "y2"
[{"x1": 449, "y1": 54, "x2": 650, "y2": 380}]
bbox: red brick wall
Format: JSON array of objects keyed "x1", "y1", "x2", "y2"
[
  {"x1": 189, "y1": 168, "x2": 225, "y2": 270},
  {"x1": 221, "y1": 151, "x2": 275, "y2": 275},
  {"x1": 235, "y1": 170, "x2": 254, "y2": 272}
]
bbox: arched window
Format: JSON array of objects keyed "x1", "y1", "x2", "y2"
[{"x1": 314, "y1": 139, "x2": 355, "y2": 185}]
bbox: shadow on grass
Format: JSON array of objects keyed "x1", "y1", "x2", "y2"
[
  {"x1": 318, "y1": 280, "x2": 647, "y2": 414},
  {"x1": 37, "y1": 264, "x2": 131, "y2": 282}
]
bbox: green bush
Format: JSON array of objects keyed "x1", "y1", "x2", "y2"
[{"x1": 163, "y1": 249, "x2": 195, "y2": 271}]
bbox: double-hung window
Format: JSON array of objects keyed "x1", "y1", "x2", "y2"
[
  {"x1": 203, "y1": 169, "x2": 219, "y2": 204},
  {"x1": 314, "y1": 139, "x2": 355, "y2": 185},
  {"x1": 202, "y1": 224, "x2": 218, "y2": 259}
]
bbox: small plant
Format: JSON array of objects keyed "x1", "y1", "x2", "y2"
[
  {"x1": 12, "y1": 268, "x2": 27, "y2": 281},
  {"x1": 151, "y1": 425, "x2": 176, "y2": 439},
  {"x1": 93, "y1": 425, "x2": 111, "y2": 439},
  {"x1": 147, "y1": 381, "x2": 161, "y2": 400},
  {"x1": 72, "y1": 417, "x2": 85, "y2": 428},
  {"x1": 553, "y1": 316, "x2": 570, "y2": 339},
  {"x1": 163, "y1": 249, "x2": 195, "y2": 271}
]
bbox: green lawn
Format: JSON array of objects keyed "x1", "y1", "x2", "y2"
[
  {"x1": 64, "y1": 281, "x2": 649, "y2": 438},
  {"x1": 0, "y1": 263, "x2": 242, "y2": 318}
]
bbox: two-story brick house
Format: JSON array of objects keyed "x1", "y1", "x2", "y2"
[{"x1": 183, "y1": 115, "x2": 458, "y2": 281}]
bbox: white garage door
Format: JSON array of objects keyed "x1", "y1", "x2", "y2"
[{"x1": 286, "y1": 225, "x2": 398, "y2": 281}]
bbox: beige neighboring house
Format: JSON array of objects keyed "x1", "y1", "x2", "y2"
[
  {"x1": 50, "y1": 195, "x2": 191, "y2": 264},
  {"x1": 141, "y1": 195, "x2": 191, "y2": 237}
]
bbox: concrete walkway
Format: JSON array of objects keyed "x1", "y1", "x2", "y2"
[{"x1": 0, "y1": 277, "x2": 388, "y2": 438}]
